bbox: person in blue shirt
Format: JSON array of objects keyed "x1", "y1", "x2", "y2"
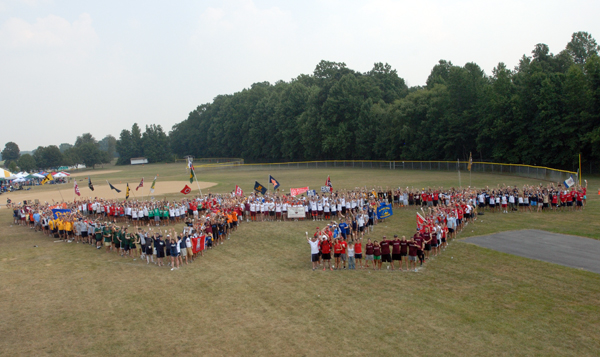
[
  {"x1": 338, "y1": 219, "x2": 349, "y2": 241},
  {"x1": 33, "y1": 211, "x2": 41, "y2": 232}
]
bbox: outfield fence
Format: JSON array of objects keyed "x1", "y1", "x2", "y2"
[{"x1": 193, "y1": 160, "x2": 577, "y2": 183}]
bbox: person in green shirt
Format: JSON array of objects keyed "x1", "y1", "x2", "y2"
[
  {"x1": 153, "y1": 207, "x2": 160, "y2": 226},
  {"x1": 103, "y1": 224, "x2": 112, "y2": 253},
  {"x1": 94, "y1": 224, "x2": 102, "y2": 250},
  {"x1": 121, "y1": 229, "x2": 129, "y2": 257},
  {"x1": 162, "y1": 207, "x2": 169, "y2": 226}
]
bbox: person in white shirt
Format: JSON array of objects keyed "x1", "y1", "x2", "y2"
[{"x1": 307, "y1": 232, "x2": 320, "y2": 271}]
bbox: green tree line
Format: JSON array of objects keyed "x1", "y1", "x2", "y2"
[{"x1": 168, "y1": 31, "x2": 600, "y2": 171}]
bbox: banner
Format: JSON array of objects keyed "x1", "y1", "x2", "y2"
[
  {"x1": 321, "y1": 186, "x2": 330, "y2": 193},
  {"x1": 191, "y1": 235, "x2": 206, "y2": 254},
  {"x1": 52, "y1": 208, "x2": 71, "y2": 219},
  {"x1": 376, "y1": 203, "x2": 393, "y2": 219},
  {"x1": 290, "y1": 186, "x2": 309, "y2": 197},
  {"x1": 287, "y1": 206, "x2": 305, "y2": 218},
  {"x1": 307, "y1": 189, "x2": 316, "y2": 197}
]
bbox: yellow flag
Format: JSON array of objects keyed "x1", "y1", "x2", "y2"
[
  {"x1": 468, "y1": 152, "x2": 473, "y2": 172},
  {"x1": 41, "y1": 173, "x2": 53, "y2": 185}
]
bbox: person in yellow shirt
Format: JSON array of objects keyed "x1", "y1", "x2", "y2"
[
  {"x1": 48, "y1": 218, "x2": 55, "y2": 238},
  {"x1": 64, "y1": 219, "x2": 73, "y2": 242},
  {"x1": 57, "y1": 218, "x2": 65, "y2": 240}
]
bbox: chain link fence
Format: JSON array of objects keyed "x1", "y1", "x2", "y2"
[{"x1": 194, "y1": 160, "x2": 577, "y2": 183}]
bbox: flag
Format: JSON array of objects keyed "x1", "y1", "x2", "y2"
[
  {"x1": 564, "y1": 175, "x2": 575, "y2": 188},
  {"x1": 254, "y1": 181, "x2": 267, "y2": 195},
  {"x1": 41, "y1": 173, "x2": 53, "y2": 185},
  {"x1": 88, "y1": 177, "x2": 94, "y2": 191},
  {"x1": 192, "y1": 235, "x2": 206, "y2": 254},
  {"x1": 377, "y1": 203, "x2": 393, "y2": 219},
  {"x1": 190, "y1": 167, "x2": 195, "y2": 184},
  {"x1": 326, "y1": 175, "x2": 332, "y2": 192},
  {"x1": 150, "y1": 176, "x2": 157, "y2": 193},
  {"x1": 269, "y1": 175, "x2": 280, "y2": 190},
  {"x1": 187, "y1": 157, "x2": 193, "y2": 169},
  {"x1": 51, "y1": 208, "x2": 71, "y2": 219},
  {"x1": 235, "y1": 185, "x2": 244, "y2": 197},
  {"x1": 290, "y1": 187, "x2": 309, "y2": 197},
  {"x1": 181, "y1": 185, "x2": 192, "y2": 195},
  {"x1": 74, "y1": 181, "x2": 81, "y2": 197},
  {"x1": 416, "y1": 212, "x2": 425, "y2": 227},
  {"x1": 108, "y1": 181, "x2": 121, "y2": 193},
  {"x1": 468, "y1": 152, "x2": 473, "y2": 171},
  {"x1": 136, "y1": 178, "x2": 144, "y2": 191},
  {"x1": 125, "y1": 183, "x2": 130, "y2": 200}
]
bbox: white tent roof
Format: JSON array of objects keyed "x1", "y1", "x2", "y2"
[
  {"x1": 33, "y1": 173, "x2": 46, "y2": 178},
  {"x1": 0, "y1": 168, "x2": 14, "y2": 178},
  {"x1": 53, "y1": 172, "x2": 68, "y2": 178}
]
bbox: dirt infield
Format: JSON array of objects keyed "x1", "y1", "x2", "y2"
[
  {"x1": 464, "y1": 229, "x2": 600, "y2": 274},
  {"x1": 1, "y1": 180, "x2": 216, "y2": 205},
  {"x1": 68, "y1": 169, "x2": 122, "y2": 177}
]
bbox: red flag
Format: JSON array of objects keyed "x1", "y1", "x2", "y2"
[
  {"x1": 74, "y1": 181, "x2": 81, "y2": 197},
  {"x1": 326, "y1": 175, "x2": 332, "y2": 192},
  {"x1": 235, "y1": 185, "x2": 244, "y2": 197},
  {"x1": 136, "y1": 178, "x2": 144, "y2": 191},
  {"x1": 192, "y1": 235, "x2": 206, "y2": 254},
  {"x1": 416, "y1": 212, "x2": 425, "y2": 227},
  {"x1": 181, "y1": 185, "x2": 192, "y2": 195}
]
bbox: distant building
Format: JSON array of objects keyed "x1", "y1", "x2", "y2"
[{"x1": 130, "y1": 157, "x2": 148, "y2": 165}]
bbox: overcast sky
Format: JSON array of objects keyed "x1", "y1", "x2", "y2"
[{"x1": 1, "y1": 0, "x2": 599, "y2": 151}]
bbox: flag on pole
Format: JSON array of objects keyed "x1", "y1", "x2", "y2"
[
  {"x1": 468, "y1": 152, "x2": 473, "y2": 171},
  {"x1": 564, "y1": 175, "x2": 575, "y2": 188},
  {"x1": 150, "y1": 176, "x2": 157, "y2": 193},
  {"x1": 254, "y1": 181, "x2": 267, "y2": 195},
  {"x1": 326, "y1": 175, "x2": 332, "y2": 192},
  {"x1": 108, "y1": 181, "x2": 121, "y2": 193},
  {"x1": 190, "y1": 167, "x2": 195, "y2": 184},
  {"x1": 269, "y1": 175, "x2": 280, "y2": 190},
  {"x1": 235, "y1": 185, "x2": 244, "y2": 197},
  {"x1": 88, "y1": 177, "x2": 94, "y2": 191},
  {"x1": 181, "y1": 185, "x2": 192, "y2": 195},
  {"x1": 136, "y1": 178, "x2": 144, "y2": 191},
  {"x1": 41, "y1": 173, "x2": 53, "y2": 185},
  {"x1": 74, "y1": 180, "x2": 81, "y2": 197},
  {"x1": 416, "y1": 212, "x2": 425, "y2": 227},
  {"x1": 125, "y1": 183, "x2": 130, "y2": 200},
  {"x1": 187, "y1": 157, "x2": 193, "y2": 169}
]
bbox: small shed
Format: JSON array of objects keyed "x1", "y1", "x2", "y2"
[{"x1": 130, "y1": 157, "x2": 148, "y2": 165}]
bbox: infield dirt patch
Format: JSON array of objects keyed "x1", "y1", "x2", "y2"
[
  {"x1": 2, "y1": 180, "x2": 216, "y2": 204},
  {"x1": 68, "y1": 170, "x2": 122, "y2": 177}
]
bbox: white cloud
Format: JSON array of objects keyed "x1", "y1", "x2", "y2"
[{"x1": 0, "y1": 13, "x2": 97, "y2": 52}]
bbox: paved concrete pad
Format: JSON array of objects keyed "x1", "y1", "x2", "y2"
[{"x1": 463, "y1": 230, "x2": 600, "y2": 274}]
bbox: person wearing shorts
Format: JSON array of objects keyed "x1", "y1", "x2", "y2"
[
  {"x1": 391, "y1": 235, "x2": 402, "y2": 270},
  {"x1": 372, "y1": 241, "x2": 382, "y2": 270},
  {"x1": 408, "y1": 238, "x2": 418, "y2": 271},
  {"x1": 320, "y1": 236, "x2": 333, "y2": 271},
  {"x1": 364, "y1": 238, "x2": 374, "y2": 269},
  {"x1": 380, "y1": 236, "x2": 392, "y2": 269},
  {"x1": 308, "y1": 233, "x2": 320, "y2": 270},
  {"x1": 400, "y1": 236, "x2": 409, "y2": 271},
  {"x1": 354, "y1": 238, "x2": 363, "y2": 269}
]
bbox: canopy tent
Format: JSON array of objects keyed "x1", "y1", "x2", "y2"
[
  {"x1": 59, "y1": 171, "x2": 71, "y2": 176},
  {"x1": 53, "y1": 172, "x2": 68, "y2": 178},
  {"x1": 33, "y1": 173, "x2": 45, "y2": 178},
  {"x1": 0, "y1": 168, "x2": 15, "y2": 178},
  {"x1": 13, "y1": 178, "x2": 26, "y2": 183}
]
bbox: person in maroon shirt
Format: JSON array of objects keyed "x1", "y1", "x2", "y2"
[
  {"x1": 380, "y1": 236, "x2": 392, "y2": 269},
  {"x1": 400, "y1": 235, "x2": 409, "y2": 271},
  {"x1": 391, "y1": 235, "x2": 402, "y2": 270},
  {"x1": 365, "y1": 238, "x2": 374, "y2": 269},
  {"x1": 372, "y1": 240, "x2": 382, "y2": 270},
  {"x1": 333, "y1": 238, "x2": 343, "y2": 270},
  {"x1": 413, "y1": 231, "x2": 424, "y2": 266},
  {"x1": 408, "y1": 237, "x2": 419, "y2": 271}
]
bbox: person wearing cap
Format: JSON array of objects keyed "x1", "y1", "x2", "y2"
[
  {"x1": 320, "y1": 235, "x2": 333, "y2": 271},
  {"x1": 307, "y1": 232, "x2": 320, "y2": 271}
]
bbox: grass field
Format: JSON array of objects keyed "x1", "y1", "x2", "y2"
[{"x1": 1, "y1": 163, "x2": 600, "y2": 356}]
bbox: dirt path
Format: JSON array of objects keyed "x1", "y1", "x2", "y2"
[{"x1": 2, "y1": 180, "x2": 217, "y2": 204}]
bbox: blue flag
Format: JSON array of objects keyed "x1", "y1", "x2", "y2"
[
  {"x1": 269, "y1": 175, "x2": 280, "y2": 190},
  {"x1": 376, "y1": 203, "x2": 393, "y2": 219},
  {"x1": 254, "y1": 181, "x2": 267, "y2": 195},
  {"x1": 52, "y1": 209, "x2": 71, "y2": 219}
]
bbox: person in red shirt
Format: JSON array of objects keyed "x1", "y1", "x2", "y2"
[
  {"x1": 413, "y1": 231, "x2": 424, "y2": 266},
  {"x1": 365, "y1": 238, "x2": 374, "y2": 269},
  {"x1": 582, "y1": 180, "x2": 587, "y2": 207},
  {"x1": 354, "y1": 238, "x2": 363, "y2": 269},
  {"x1": 333, "y1": 238, "x2": 343, "y2": 270},
  {"x1": 421, "y1": 227, "x2": 431, "y2": 260},
  {"x1": 391, "y1": 235, "x2": 402, "y2": 270},
  {"x1": 320, "y1": 236, "x2": 333, "y2": 271},
  {"x1": 372, "y1": 240, "x2": 382, "y2": 270},
  {"x1": 340, "y1": 239, "x2": 348, "y2": 269}
]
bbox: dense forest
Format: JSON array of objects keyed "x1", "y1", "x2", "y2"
[{"x1": 167, "y1": 31, "x2": 600, "y2": 171}]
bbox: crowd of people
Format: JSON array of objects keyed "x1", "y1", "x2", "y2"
[{"x1": 6, "y1": 180, "x2": 587, "y2": 272}]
